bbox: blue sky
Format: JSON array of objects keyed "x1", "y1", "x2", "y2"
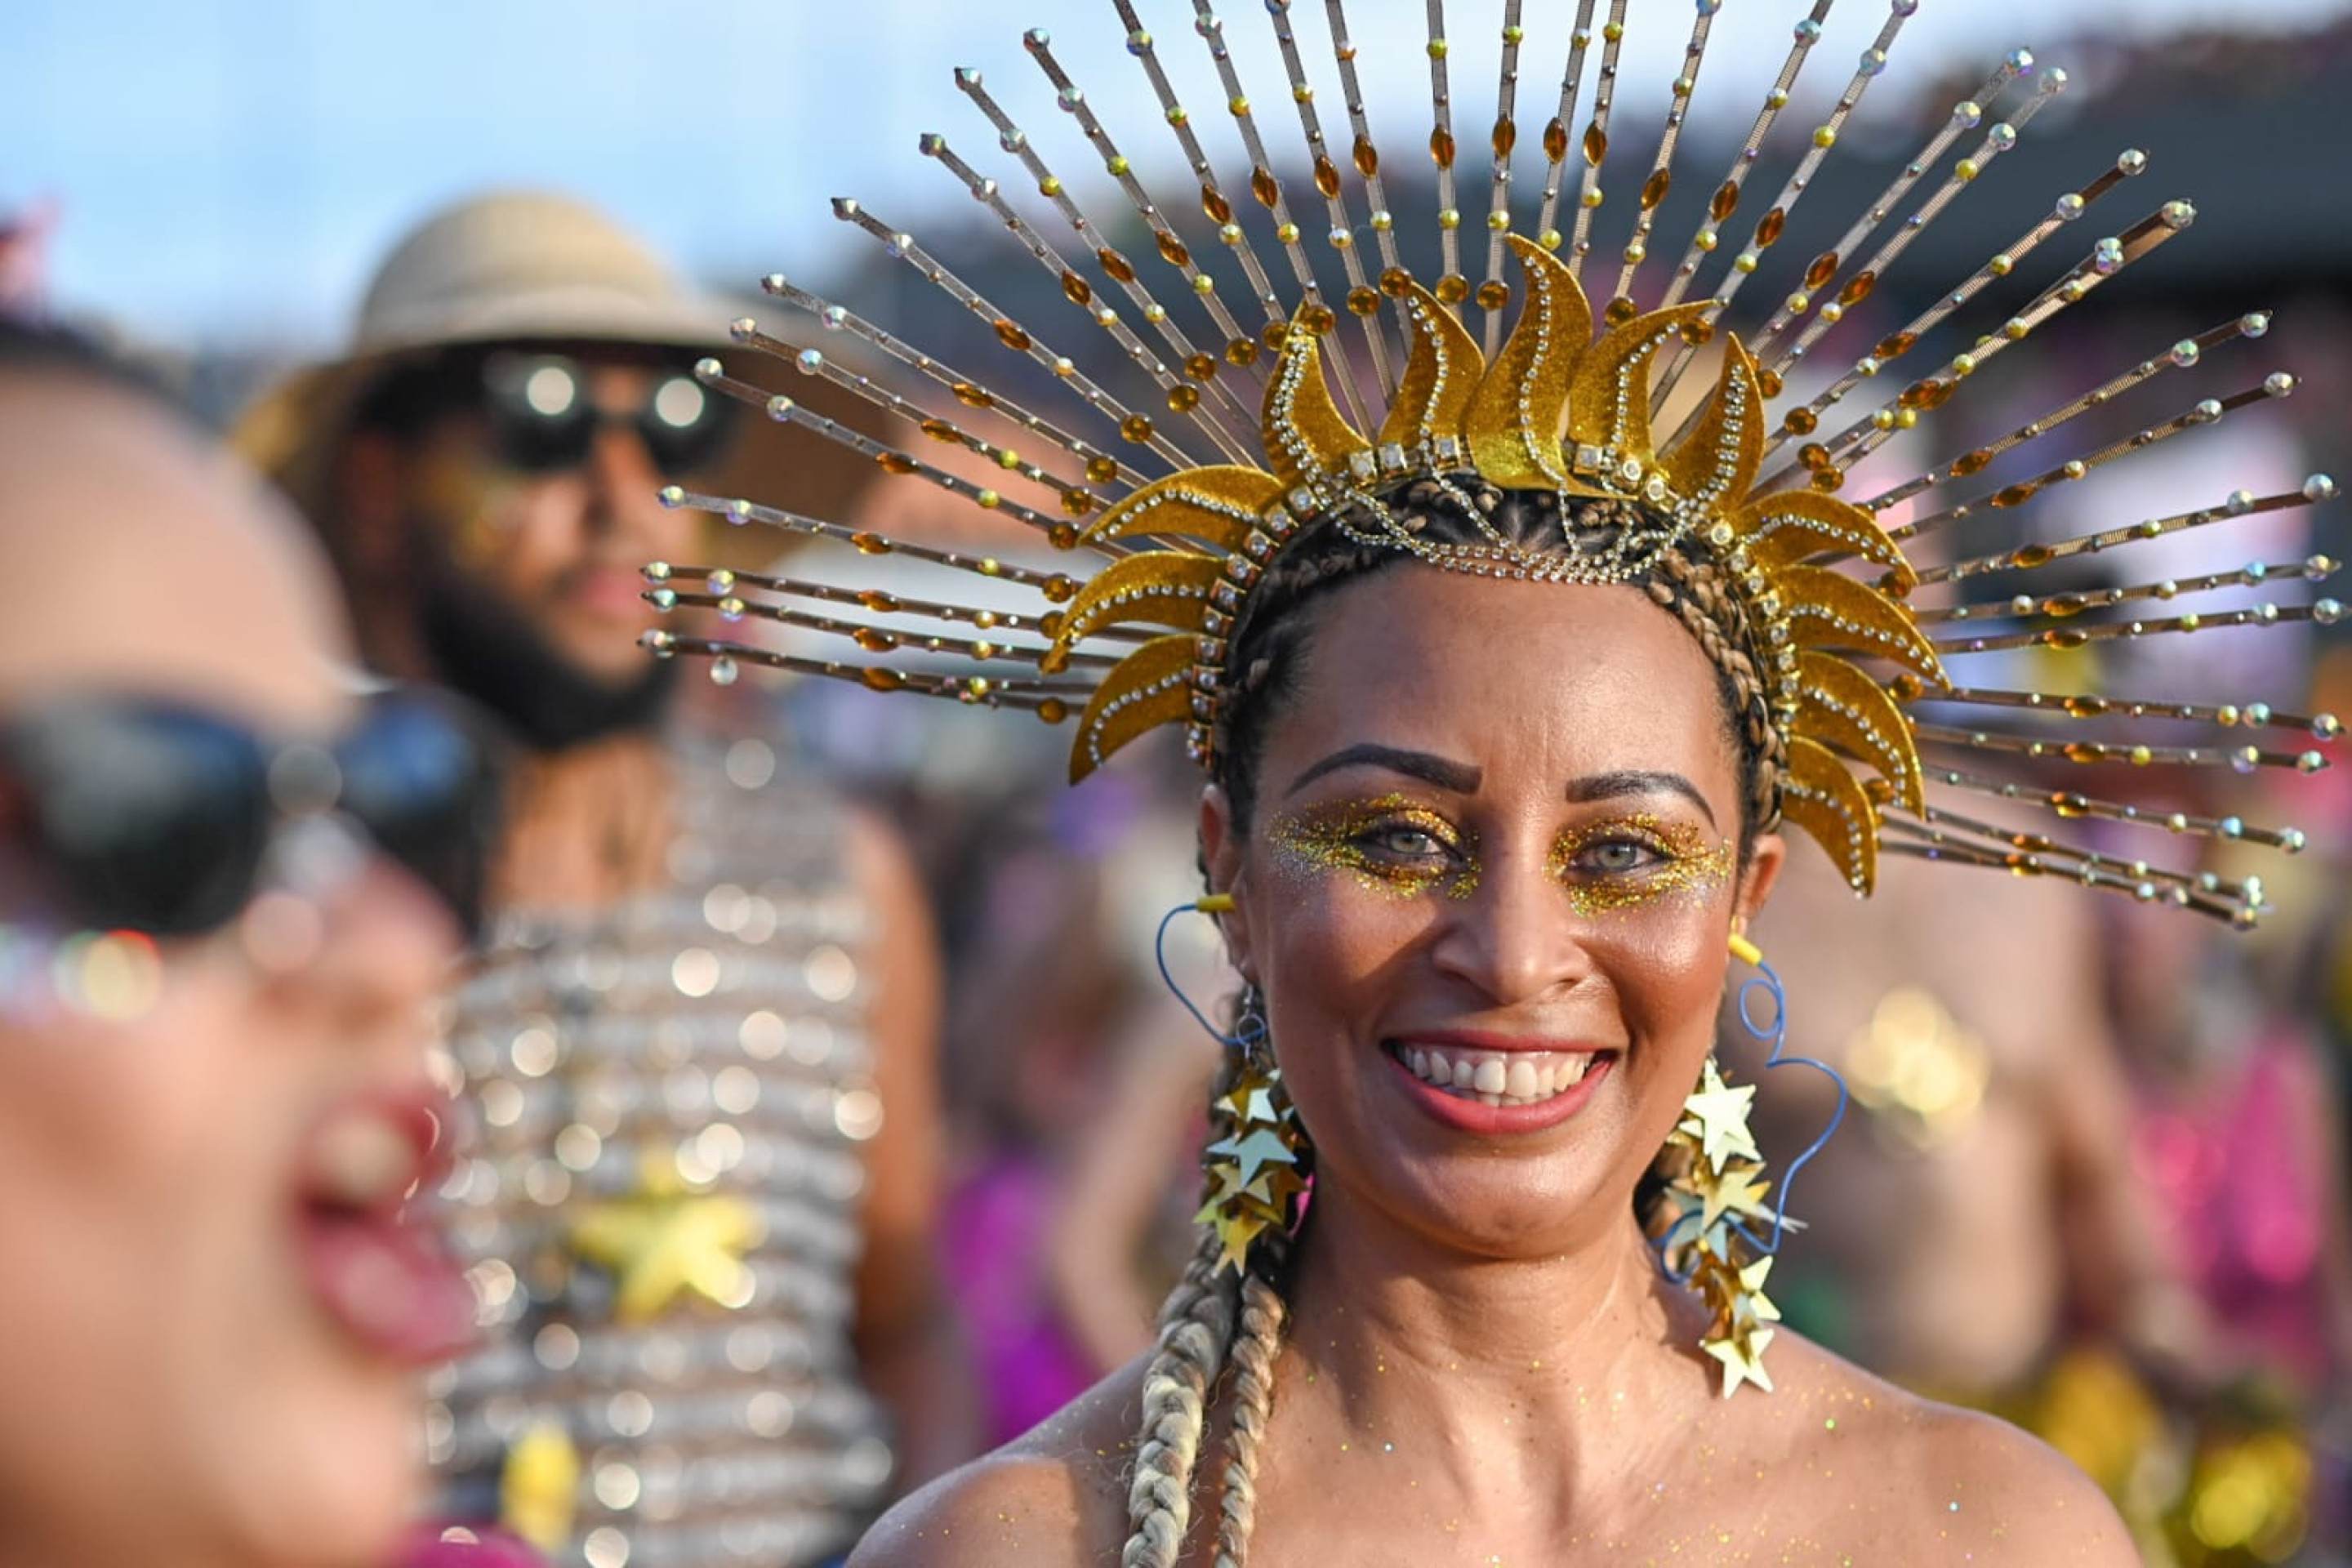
[{"x1": 13, "y1": 0, "x2": 2348, "y2": 350}]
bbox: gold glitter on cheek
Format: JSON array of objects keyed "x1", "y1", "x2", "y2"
[
  {"x1": 1267, "y1": 794, "x2": 1479, "y2": 902},
  {"x1": 1549, "y1": 813, "x2": 1735, "y2": 917}
]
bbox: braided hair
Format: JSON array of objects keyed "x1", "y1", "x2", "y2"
[{"x1": 1117, "y1": 483, "x2": 1780, "y2": 1567}]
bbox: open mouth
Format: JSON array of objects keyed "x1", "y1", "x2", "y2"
[{"x1": 1383, "y1": 1040, "x2": 1619, "y2": 1109}]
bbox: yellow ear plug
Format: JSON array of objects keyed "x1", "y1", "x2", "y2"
[
  {"x1": 1196, "y1": 893, "x2": 1236, "y2": 914},
  {"x1": 1728, "y1": 932, "x2": 1764, "y2": 967}
]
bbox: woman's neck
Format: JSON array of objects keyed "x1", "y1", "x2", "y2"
[
  {"x1": 488, "y1": 730, "x2": 677, "y2": 915},
  {"x1": 1277, "y1": 1180, "x2": 1708, "y2": 1508}
]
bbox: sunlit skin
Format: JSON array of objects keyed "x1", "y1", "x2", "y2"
[
  {"x1": 853, "y1": 565, "x2": 2135, "y2": 1566},
  {"x1": 0, "y1": 375, "x2": 461, "y2": 1568}
]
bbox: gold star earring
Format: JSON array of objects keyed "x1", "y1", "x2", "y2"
[{"x1": 1195, "y1": 986, "x2": 1310, "y2": 1276}]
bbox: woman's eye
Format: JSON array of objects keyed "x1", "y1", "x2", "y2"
[
  {"x1": 1582, "y1": 838, "x2": 1663, "y2": 874},
  {"x1": 1363, "y1": 824, "x2": 1447, "y2": 858}
]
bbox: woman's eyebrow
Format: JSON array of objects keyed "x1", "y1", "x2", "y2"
[
  {"x1": 1564, "y1": 769, "x2": 1717, "y2": 827},
  {"x1": 1285, "y1": 743, "x2": 1482, "y2": 798}
]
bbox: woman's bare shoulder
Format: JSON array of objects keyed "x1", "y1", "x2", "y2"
[
  {"x1": 848, "y1": 1356, "x2": 1149, "y2": 1568},
  {"x1": 1762, "y1": 1335, "x2": 2136, "y2": 1565}
]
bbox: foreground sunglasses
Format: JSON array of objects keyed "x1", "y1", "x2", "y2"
[
  {"x1": 0, "y1": 689, "x2": 505, "y2": 942},
  {"x1": 482, "y1": 352, "x2": 739, "y2": 479}
]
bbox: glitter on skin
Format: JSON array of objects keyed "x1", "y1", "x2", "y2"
[
  {"x1": 1268, "y1": 793, "x2": 1481, "y2": 901},
  {"x1": 1548, "y1": 814, "x2": 1735, "y2": 917}
]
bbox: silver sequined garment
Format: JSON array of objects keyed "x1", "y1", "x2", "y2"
[{"x1": 427, "y1": 739, "x2": 894, "y2": 1568}]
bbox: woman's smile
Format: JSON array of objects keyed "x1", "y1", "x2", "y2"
[{"x1": 1381, "y1": 1035, "x2": 1622, "y2": 1134}]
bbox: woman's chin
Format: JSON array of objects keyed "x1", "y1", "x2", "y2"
[{"x1": 204, "y1": 1370, "x2": 424, "y2": 1568}]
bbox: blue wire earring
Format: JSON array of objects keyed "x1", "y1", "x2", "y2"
[
  {"x1": 1156, "y1": 896, "x2": 1303, "y2": 1274},
  {"x1": 1653, "y1": 930, "x2": 1850, "y2": 1397}
]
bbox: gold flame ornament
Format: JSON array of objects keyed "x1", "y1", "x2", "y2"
[{"x1": 642, "y1": 0, "x2": 2335, "y2": 927}]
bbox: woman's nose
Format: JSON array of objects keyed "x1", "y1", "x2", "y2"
[{"x1": 1426, "y1": 844, "x2": 1597, "y2": 1007}]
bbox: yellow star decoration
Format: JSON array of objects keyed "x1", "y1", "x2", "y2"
[
  {"x1": 568, "y1": 1152, "x2": 765, "y2": 1324},
  {"x1": 1661, "y1": 1057, "x2": 1788, "y2": 1399},
  {"x1": 1196, "y1": 1059, "x2": 1306, "y2": 1276},
  {"x1": 498, "y1": 1422, "x2": 580, "y2": 1553}
]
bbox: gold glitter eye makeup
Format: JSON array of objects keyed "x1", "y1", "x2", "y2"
[
  {"x1": 1548, "y1": 814, "x2": 1735, "y2": 917},
  {"x1": 1268, "y1": 793, "x2": 1480, "y2": 901}
]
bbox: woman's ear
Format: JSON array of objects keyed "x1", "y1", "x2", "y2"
[
  {"x1": 1734, "y1": 831, "x2": 1788, "y2": 933},
  {"x1": 1198, "y1": 782, "x2": 1260, "y2": 986}
]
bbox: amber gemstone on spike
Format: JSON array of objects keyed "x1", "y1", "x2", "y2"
[
  {"x1": 1783, "y1": 408, "x2": 1819, "y2": 436},
  {"x1": 1225, "y1": 336, "x2": 1261, "y2": 367},
  {"x1": 1347, "y1": 286, "x2": 1381, "y2": 316},
  {"x1": 1803, "y1": 251, "x2": 1838, "y2": 292},
  {"x1": 1036, "y1": 698, "x2": 1069, "y2": 724},
  {"x1": 951, "y1": 382, "x2": 996, "y2": 409},
  {"x1": 1492, "y1": 118, "x2": 1518, "y2": 160},
  {"x1": 2040, "y1": 593, "x2": 2088, "y2": 618},
  {"x1": 1085, "y1": 455, "x2": 1119, "y2": 484},
  {"x1": 1476, "y1": 281, "x2": 1509, "y2": 310},
  {"x1": 1641, "y1": 168, "x2": 1672, "y2": 211},
  {"x1": 1379, "y1": 266, "x2": 1414, "y2": 297},
  {"x1": 1811, "y1": 466, "x2": 1846, "y2": 492},
  {"x1": 1434, "y1": 274, "x2": 1470, "y2": 304},
  {"x1": 1041, "y1": 574, "x2": 1079, "y2": 603},
  {"x1": 1060, "y1": 488, "x2": 1098, "y2": 518},
  {"x1": 1156, "y1": 232, "x2": 1193, "y2": 269},
  {"x1": 1168, "y1": 385, "x2": 1202, "y2": 412},
  {"x1": 1755, "y1": 207, "x2": 1786, "y2": 248},
  {"x1": 858, "y1": 590, "x2": 899, "y2": 612},
  {"x1": 1098, "y1": 248, "x2": 1138, "y2": 284},
  {"x1": 1863, "y1": 777, "x2": 1894, "y2": 806},
  {"x1": 1038, "y1": 612, "x2": 1065, "y2": 639},
  {"x1": 1888, "y1": 673, "x2": 1926, "y2": 702},
  {"x1": 1896, "y1": 379, "x2": 1951, "y2": 412},
  {"x1": 1185, "y1": 354, "x2": 1218, "y2": 382},
  {"x1": 2010, "y1": 544, "x2": 2055, "y2": 568},
  {"x1": 1543, "y1": 117, "x2": 1570, "y2": 162},
  {"x1": 919, "y1": 418, "x2": 959, "y2": 444},
  {"x1": 1992, "y1": 482, "x2": 2040, "y2": 508},
  {"x1": 1250, "y1": 167, "x2": 1281, "y2": 208},
  {"x1": 1430, "y1": 126, "x2": 1457, "y2": 169},
  {"x1": 1353, "y1": 136, "x2": 1380, "y2": 177},
  {"x1": 1681, "y1": 318, "x2": 1715, "y2": 346},
  {"x1": 1203, "y1": 186, "x2": 1233, "y2": 225},
  {"x1": 850, "y1": 532, "x2": 893, "y2": 555},
  {"x1": 1797, "y1": 442, "x2": 1831, "y2": 470},
  {"x1": 1838, "y1": 270, "x2": 1878, "y2": 308},
  {"x1": 1062, "y1": 271, "x2": 1094, "y2": 306},
  {"x1": 1583, "y1": 123, "x2": 1607, "y2": 167},
  {"x1": 1260, "y1": 321, "x2": 1291, "y2": 350},
  {"x1": 1299, "y1": 303, "x2": 1338, "y2": 335},
  {"x1": 1874, "y1": 331, "x2": 1918, "y2": 360},
  {"x1": 861, "y1": 668, "x2": 906, "y2": 693},
  {"x1": 1950, "y1": 448, "x2": 1993, "y2": 478},
  {"x1": 1314, "y1": 155, "x2": 1342, "y2": 198},
  {"x1": 877, "y1": 452, "x2": 920, "y2": 475},
  {"x1": 995, "y1": 319, "x2": 1032, "y2": 352},
  {"x1": 1710, "y1": 180, "x2": 1740, "y2": 223},
  {"x1": 2064, "y1": 697, "x2": 2110, "y2": 718},
  {"x1": 1602, "y1": 296, "x2": 1637, "y2": 327},
  {"x1": 1756, "y1": 368, "x2": 1784, "y2": 399},
  {"x1": 1120, "y1": 414, "x2": 1156, "y2": 443},
  {"x1": 1049, "y1": 523, "x2": 1080, "y2": 550},
  {"x1": 854, "y1": 628, "x2": 898, "y2": 653}
]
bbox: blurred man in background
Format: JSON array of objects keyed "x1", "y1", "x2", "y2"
[
  {"x1": 0, "y1": 318, "x2": 490, "y2": 1567},
  {"x1": 239, "y1": 189, "x2": 969, "y2": 1566}
]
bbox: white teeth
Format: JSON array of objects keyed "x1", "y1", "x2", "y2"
[
  {"x1": 1393, "y1": 1045, "x2": 1607, "y2": 1106},
  {"x1": 310, "y1": 1115, "x2": 416, "y2": 1208}
]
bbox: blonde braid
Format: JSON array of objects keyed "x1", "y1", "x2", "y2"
[
  {"x1": 1120, "y1": 1054, "x2": 1251, "y2": 1568},
  {"x1": 1212, "y1": 1227, "x2": 1292, "y2": 1568}
]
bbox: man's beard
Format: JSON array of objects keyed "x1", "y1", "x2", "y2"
[{"x1": 417, "y1": 564, "x2": 678, "y2": 753}]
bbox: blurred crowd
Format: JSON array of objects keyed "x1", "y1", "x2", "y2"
[{"x1": 5, "y1": 12, "x2": 2352, "y2": 1568}]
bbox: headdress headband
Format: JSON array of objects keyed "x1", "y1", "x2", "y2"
[{"x1": 643, "y1": 0, "x2": 2338, "y2": 925}]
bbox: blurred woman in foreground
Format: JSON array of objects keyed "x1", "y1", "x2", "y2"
[{"x1": 0, "y1": 320, "x2": 500, "y2": 1567}]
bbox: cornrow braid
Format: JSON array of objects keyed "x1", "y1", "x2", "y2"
[
  {"x1": 1212, "y1": 1227, "x2": 1292, "y2": 1568},
  {"x1": 1646, "y1": 546, "x2": 1785, "y2": 835}
]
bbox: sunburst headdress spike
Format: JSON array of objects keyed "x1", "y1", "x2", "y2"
[{"x1": 644, "y1": 0, "x2": 2336, "y2": 929}]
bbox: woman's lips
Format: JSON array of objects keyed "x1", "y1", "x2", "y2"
[
  {"x1": 292, "y1": 1088, "x2": 475, "y2": 1367},
  {"x1": 1381, "y1": 1035, "x2": 1619, "y2": 1135}
]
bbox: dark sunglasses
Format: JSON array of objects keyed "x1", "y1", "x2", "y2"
[
  {"x1": 0, "y1": 689, "x2": 506, "y2": 942},
  {"x1": 481, "y1": 352, "x2": 739, "y2": 479}
]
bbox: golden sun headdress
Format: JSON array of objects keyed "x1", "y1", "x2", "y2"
[{"x1": 643, "y1": 0, "x2": 2337, "y2": 927}]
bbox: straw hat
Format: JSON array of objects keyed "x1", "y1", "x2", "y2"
[{"x1": 234, "y1": 189, "x2": 886, "y2": 531}]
